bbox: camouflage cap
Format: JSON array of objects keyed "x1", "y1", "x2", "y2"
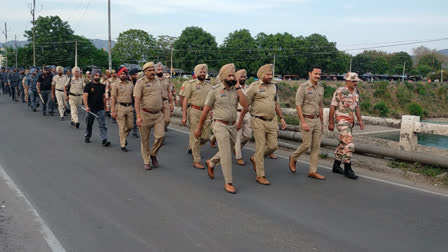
[{"x1": 344, "y1": 72, "x2": 361, "y2": 82}]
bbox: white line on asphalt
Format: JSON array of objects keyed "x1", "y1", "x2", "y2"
[
  {"x1": 168, "y1": 126, "x2": 448, "y2": 198},
  {"x1": 0, "y1": 164, "x2": 66, "y2": 252}
]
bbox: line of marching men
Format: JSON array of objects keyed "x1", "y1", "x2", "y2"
[{"x1": 1, "y1": 62, "x2": 365, "y2": 194}]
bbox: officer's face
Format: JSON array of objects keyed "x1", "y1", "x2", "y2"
[
  {"x1": 131, "y1": 74, "x2": 138, "y2": 80},
  {"x1": 86, "y1": 73, "x2": 91, "y2": 78},
  {"x1": 238, "y1": 74, "x2": 247, "y2": 85},
  {"x1": 262, "y1": 71, "x2": 273, "y2": 84},
  {"x1": 44, "y1": 69, "x2": 49, "y2": 74},
  {"x1": 93, "y1": 73, "x2": 101, "y2": 82},
  {"x1": 145, "y1": 67, "x2": 156, "y2": 80},
  {"x1": 346, "y1": 80, "x2": 357, "y2": 89},
  {"x1": 74, "y1": 70, "x2": 80, "y2": 78},
  {"x1": 156, "y1": 68, "x2": 164, "y2": 77},
  {"x1": 119, "y1": 72, "x2": 127, "y2": 80},
  {"x1": 197, "y1": 70, "x2": 207, "y2": 81},
  {"x1": 58, "y1": 70, "x2": 63, "y2": 76},
  {"x1": 309, "y1": 68, "x2": 321, "y2": 83}
]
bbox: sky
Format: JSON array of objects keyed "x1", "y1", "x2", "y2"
[{"x1": 1, "y1": 0, "x2": 447, "y2": 55}]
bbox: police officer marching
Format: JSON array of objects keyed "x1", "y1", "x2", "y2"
[
  {"x1": 246, "y1": 64, "x2": 287, "y2": 185},
  {"x1": 52, "y1": 66, "x2": 68, "y2": 120},
  {"x1": 111, "y1": 67, "x2": 134, "y2": 152},
  {"x1": 328, "y1": 72, "x2": 365, "y2": 179},
  {"x1": 289, "y1": 66, "x2": 326, "y2": 180},
  {"x1": 65, "y1": 67, "x2": 85, "y2": 128}
]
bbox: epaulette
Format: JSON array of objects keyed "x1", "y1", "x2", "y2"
[{"x1": 211, "y1": 83, "x2": 221, "y2": 90}]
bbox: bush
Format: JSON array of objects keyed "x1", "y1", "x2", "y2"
[
  {"x1": 360, "y1": 99, "x2": 371, "y2": 111},
  {"x1": 373, "y1": 81, "x2": 390, "y2": 98},
  {"x1": 323, "y1": 85, "x2": 336, "y2": 99},
  {"x1": 416, "y1": 83, "x2": 427, "y2": 96},
  {"x1": 247, "y1": 77, "x2": 256, "y2": 84},
  {"x1": 374, "y1": 101, "x2": 389, "y2": 117},
  {"x1": 396, "y1": 86, "x2": 411, "y2": 105},
  {"x1": 284, "y1": 115, "x2": 299, "y2": 125},
  {"x1": 407, "y1": 103, "x2": 424, "y2": 117}
]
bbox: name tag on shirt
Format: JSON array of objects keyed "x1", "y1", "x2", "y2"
[
  {"x1": 145, "y1": 84, "x2": 151, "y2": 88},
  {"x1": 196, "y1": 84, "x2": 201, "y2": 90}
]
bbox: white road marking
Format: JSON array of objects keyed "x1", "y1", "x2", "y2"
[
  {"x1": 168, "y1": 126, "x2": 448, "y2": 198},
  {"x1": 0, "y1": 164, "x2": 66, "y2": 252}
]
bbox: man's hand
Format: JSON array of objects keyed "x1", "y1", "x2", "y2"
[
  {"x1": 328, "y1": 122, "x2": 335, "y2": 132},
  {"x1": 65, "y1": 96, "x2": 69, "y2": 101},
  {"x1": 236, "y1": 121, "x2": 243, "y2": 130},
  {"x1": 85, "y1": 106, "x2": 90, "y2": 113},
  {"x1": 182, "y1": 116, "x2": 187, "y2": 126},
  {"x1": 193, "y1": 128, "x2": 201, "y2": 139},
  {"x1": 111, "y1": 111, "x2": 117, "y2": 119},
  {"x1": 359, "y1": 121, "x2": 365, "y2": 130},
  {"x1": 280, "y1": 118, "x2": 287, "y2": 130},
  {"x1": 51, "y1": 95, "x2": 55, "y2": 101},
  {"x1": 136, "y1": 117, "x2": 142, "y2": 127},
  {"x1": 169, "y1": 103, "x2": 174, "y2": 112},
  {"x1": 301, "y1": 121, "x2": 310, "y2": 131}
]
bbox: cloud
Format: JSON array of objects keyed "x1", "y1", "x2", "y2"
[{"x1": 343, "y1": 16, "x2": 448, "y2": 25}]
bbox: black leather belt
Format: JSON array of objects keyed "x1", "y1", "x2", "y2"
[
  {"x1": 56, "y1": 89, "x2": 64, "y2": 92},
  {"x1": 237, "y1": 109, "x2": 242, "y2": 112},
  {"x1": 255, "y1": 116, "x2": 273, "y2": 121},
  {"x1": 303, "y1": 114, "x2": 320, "y2": 119},
  {"x1": 69, "y1": 92, "x2": 82, "y2": 96},
  {"x1": 119, "y1": 102, "x2": 132, "y2": 107}
]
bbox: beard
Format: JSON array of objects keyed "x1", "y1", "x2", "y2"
[
  {"x1": 197, "y1": 75, "x2": 205, "y2": 81},
  {"x1": 94, "y1": 77, "x2": 101, "y2": 82},
  {"x1": 120, "y1": 76, "x2": 127, "y2": 81},
  {"x1": 156, "y1": 72, "x2": 163, "y2": 77},
  {"x1": 239, "y1": 79, "x2": 246, "y2": 85},
  {"x1": 224, "y1": 79, "x2": 237, "y2": 86}
]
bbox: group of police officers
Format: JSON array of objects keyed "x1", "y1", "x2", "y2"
[{"x1": 0, "y1": 62, "x2": 364, "y2": 194}]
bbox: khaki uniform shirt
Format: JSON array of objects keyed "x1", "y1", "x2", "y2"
[
  {"x1": 183, "y1": 79, "x2": 212, "y2": 108},
  {"x1": 133, "y1": 76, "x2": 163, "y2": 113},
  {"x1": 157, "y1": 76, "x2": 171, "y2": 100},
  {"x1": 52, "y1": 75, "x2": 68, "y2": 90},
  {"x1": 245, "y1": 81, "x2": 279, "y2": 120},
  {"x1": 111, "y1": 80, "x2": 133, "y2": 103},
  {"x1": 179, "y1": 81, "x2": 190, "y2": 97},
  {"x1": 295, "y1": 80, "x2": 324, "y2": 116},
  {"x1": 237, "y1": 85, "x2": 251, "y2": 120},
  {"x1": 66, "y1": 77, "x2": 85, "y2": 95},
  {"x1": 205, "y1": 84, "x2": 239, "y2": 122}
]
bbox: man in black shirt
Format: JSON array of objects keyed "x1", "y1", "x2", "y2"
[
  {"x1": 37, "y1": 66, "x2": 55, "y2": 116},
  {"x1": 129, "y1": 68, "x2": 140, "y2": 138},
  {"x1": 83, "y1": 69, "x2": 110, "y2": 146}
]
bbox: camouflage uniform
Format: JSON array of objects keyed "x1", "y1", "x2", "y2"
[{"x1": 330, "y1": 86, "x2": 359, "y2": 163}]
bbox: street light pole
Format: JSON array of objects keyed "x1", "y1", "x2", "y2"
[{"x1": 108, "y1": 0, "x2": 112, "y2": 70}]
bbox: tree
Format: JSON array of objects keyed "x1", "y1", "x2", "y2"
[
  {"x1": 388, "y1": 51, "x2": 413, "y2": 74},
  {"x1": 24, "y1": 16, "x2": 74, "y2": 66},
  {"x1": 410, "y1": 64, "x2": 432, "y2": 77},
  {"x1": 221, "y1": 29, "x2": 259, "y2": 74},
  {"x1": 372, "y1": 57, "x2": 390, "y2": 74},
  {"x1": 418, "y1": 54, "x2": 441, "y2": 71},
  {"x1": 173, "y1": 27, "x2": 218, "y2": 72},
  {"x1": 112, "y1": 29, "x2": 157, "y2": 64},
  {"x1": 156, "y1": 35, "x2": 177, "y2": 66},
  {"x1": 352, "y1": 53, "x2": 374, "y2": 73}
]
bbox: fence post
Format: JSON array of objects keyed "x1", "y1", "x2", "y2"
[{"x1": 399, "y1": 115, "x2": 420, "y2": 151}]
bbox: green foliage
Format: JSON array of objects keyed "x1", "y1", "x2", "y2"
[
  {"x1": 284, "y1": 115, "x2": 299, "y2": 125},
  {"x1": 407, "y1": 103, "x2": 424, "y2": 117},
  {"x1": 416, "y1": 83, "x2": 427, "y2": 95},
  {"x1": 390, "y1": 161, "x2": 446, "y2": 178},
  {"x1": 373, "y1": 81, "x2": 390, "y2": 98},
  {"x1": 373, "y1": 101, "x2": 389, "y2": 117},
  {"x1": 322, "y1": 83, "x2": 336, "y2": 99},
  {"x1": 360, "y1": 99, "x2": 371, "y2": 111},
  {"x1": 396, "y1": 86, "x2": 412, "y2": 105},
  {"x1": 173, "y1": 26, "x2": 218, "y2": 72},
  {"x1": 220, "y1": 29, "x2": 258, "y2": 74},
  {"x1": 418, "y1": 54, "x2": 442, "y2": 71},
  {"x1": 411, "y1": 64, "x2": 432, "y2": 77},
  {"x1": 246, "y1": 77, "x2": 256, "y2": 85},
  {"x1": 112, "y1": 29, "x2": 156, "y2": 64},
  {"x1": 388, "y1": 51, "x2": 413, "y2": 75}
]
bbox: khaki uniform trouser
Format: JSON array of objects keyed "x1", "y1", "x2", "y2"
[
  {"x1": 162, "y1": 100, "x2": 171, "y2": 125},
  {"x1": 235, "y1": 115, "x2": 252, "y2": 160},
  {"x1": 189, "y1": 107, "x2": 211, "y2": 163},
  {"x1": 55, "y1": 90, "x2": 66, "y2": 118},
  {"x1": 116, "y1": 104, "x2": 134, "y2": 147},
  {"x1": 290, "y1": 118, "x2": 322, "y2": 173},
  {"x1": 210, "y1": 122, "x2": 236, "y2": 184},
  {"x1": 252, "y1": 117, "x2": 278, "y2": 177},
  {"x1": 69, "y1": 96, "x2": 82, "y2": 123},
  {"x1": 140, "y1": 111, "x2": 165, "y2": 165}
]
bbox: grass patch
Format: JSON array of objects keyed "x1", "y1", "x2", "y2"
[
  {"x1": 389, "y1": 161, "x2": 447, "y2": 178},
  {"x1": 319, "y1": 153, "x2": 329, "y2": 159}
]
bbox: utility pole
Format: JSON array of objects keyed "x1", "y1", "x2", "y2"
[
  {"x1": 349, "y1": 56, "x2": 352, "y2": 72},
  {"x1": 441, "y1": 64, "x2": 444, "y2": 83},
  {"x1": 107, "y1": 0, "x2": 112, "y2": 70},
  {"x1": 74, "y1": 40, "x2": 78, "y2": 67},
  {"x1": 273, "y1": 49, "x2": 276, "y2": 77},
  {"x1": 31, "y1": 0, "x2": 36, "y2": 66},
  {"x1": 2, "y1": 22, "x2": 8, "y2": 68},
  {"x1": 15, "y1": 34, "x2": 17, "y2": 68},
  {"x1": 402, "y1": 61, "x2": 406, "y2": 83},
  {"x1": 170, "y1": 48, "x2": 173, "y2": 78}
]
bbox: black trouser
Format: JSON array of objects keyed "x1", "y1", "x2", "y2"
[
  {"x1": 40, "y1": 90, "x2": 54, "y2": 113},
  {"x1": 10, "y1": 84, "x2": 18, "y2": 100},
  {"x1": 85, "y1": 110, "x2": 107, "y2": 140}
]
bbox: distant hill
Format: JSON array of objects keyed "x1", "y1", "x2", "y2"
[
  {"x1": 0, "y1": 39, "x2": 115, "y2": 50},
  {"x1": 439, "y1": 49, "x2": 448, "y2": 57},
  {"x1": 90, "y1": 39, "x2": 116, "y2": 50}
]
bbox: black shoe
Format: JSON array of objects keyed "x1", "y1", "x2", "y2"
[
  {"x1": 112, "y1": 119, "x2": 117, "y2": 124},
  {"x1": 75, "y1": 122, "x2": 80, "y2": 128},
  {"x1": 332, "y1": 160, "x2": 344, "y2": 174},
  {"x1": 43, "y1": 112, "x2": 47, "y2": 116},
  {"x1": 187, "y1": 149, "x2": 192, "y2": 154},
  {"x1": 150, "y1": 156, "x2": 159, "y2": 168},
  {"x1": 85, "y1": 137, "x2": 91, "y2": 143},
  {"x1": 71, "y1": 121, "x2": 75, "y2": 126},
  {"x1": 121, "y1": 147, "x2": 128, "y2": 152},
  {"x1": 36, "y1": 103, "x2": 40, "y2": 108},
  {"x1": 125, "y1": 140, "x2": 128, "y2": 146},
  {"x1": 32, "y1": 108, "x2": 37, "y2": 112},
  {"x1": 344, "y1": 163, "x2": 358, "y2": 180},
  {"x1": 49, "y1": 112, "x2": 54, "y2": 116},
  {"x1": 102, "y1": 139, "x2": 111, "y2": 147},
  {"x1": 134, "y1": 131, "x2": 140, "y2": 138},
  {"x1": 60, "y1": 117, "x2": 64, "y2": 121}
]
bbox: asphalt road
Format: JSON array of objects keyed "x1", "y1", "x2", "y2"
[{"x1": 1, "y1": 94, "x2": 448, "y2": 252}]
